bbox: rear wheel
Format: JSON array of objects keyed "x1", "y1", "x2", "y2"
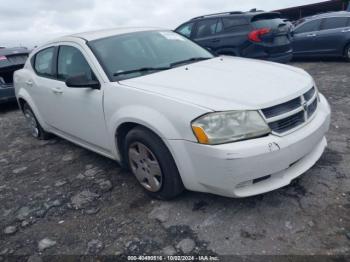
[
  {"x1": 23, "y1": 103, "x2": 51, "y2": 140},
  {"x1": 124, "y1": 126, "x2": 184, "y2": 200}
]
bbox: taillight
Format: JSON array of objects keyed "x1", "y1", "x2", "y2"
[
  {"x1": 248, "y1": 28, "x2": 271, "y2": 42},
  {"x1": 0, "y1": 56, "x2": 7, "y2": 61}
]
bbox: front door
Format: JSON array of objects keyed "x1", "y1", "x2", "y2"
[
  {"x1": 293, "y1": 19, "x2": 322, "y2": 56},
  {"x1": 47, "y1": 44, "x2": 109, "y2": 150},
  {"x1": 314, "y1": 17, "x2": 350, "y2": 56}
]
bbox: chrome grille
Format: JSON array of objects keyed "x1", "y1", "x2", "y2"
[
  {"x1": 261, "y1": 87, "x2": 318, "y2": 135},
  {"x1": 307, "y1": 98, "x2": 318, "y2": 117},
  {"x1": 304, "y1": 87, "x2": 316, "y2": 101},
  {"x1": 269, "y1": 111, "x2": 305, "y2": 134},
  {"x1": 262, "y1": 97, "x2": 301, "y2": 118}
]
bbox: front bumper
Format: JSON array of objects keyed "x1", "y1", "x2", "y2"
[
  {"x1": 0, "y1": 84, "x2": 16, "y2": 104},
  {"x1": 168, "y1": 94, "x2": 331, "y2": 198}
]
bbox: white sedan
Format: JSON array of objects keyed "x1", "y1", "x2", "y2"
[{"x1": 14, "y1": 28, "x2": 331, "y2": 199}]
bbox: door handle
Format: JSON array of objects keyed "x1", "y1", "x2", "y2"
[
  {"x1": 51, "y1": 87, "x2": 63, "y2": 94},
  {"x1": 25, "y1": 80, "x2": 33, "y2": 86},
  {"x1": 341, "y1": 29, "x2": 350, "y2": 33},
  {"x1": 211, "y1": 39, "x2": 220, "y2": 43},
  {"x1": 306, "y1": 34, "x2": 316, "y2": 37}
]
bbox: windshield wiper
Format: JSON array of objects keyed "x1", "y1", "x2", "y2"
[
  {"x1": 113, "y1": 58, "x2": 211, "y2": 77},
  {"x1": 170, "y1": 57, "x2": 211, "y2": 68},
  {"x1": 113, "y1": 66, "x2": 171, "y2": 77}
]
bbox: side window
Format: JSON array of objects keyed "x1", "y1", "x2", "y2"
[
  {"x1": 57, "y1": 46, "x2": 95, "y2": 81},
  {"x1": 322, "y1": 17, "x2": 349, "y2": 30},
  {"x1": 34, "y1": 47, "x2": 55, "y2": 77},
  {"x1": 195, "y1": 19, "x2": 222, "y2": 38},
  {"x1": 294, "y1": 19, "x2": 321, "y2": 34},
  {"x1": 176, "y1": 23, "x2": 194, "y2": 38},
  {"x1": 216, "y1": 20, "x2": 223, "y2": 34}
]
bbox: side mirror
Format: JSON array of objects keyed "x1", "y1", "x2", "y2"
[{"x1": 65, "y1": 74, "x2": 100, "y2": 89}]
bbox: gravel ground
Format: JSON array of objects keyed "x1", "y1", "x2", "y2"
[{"x1": 0, "y1": 61, "x2": 349, "y2": 259}]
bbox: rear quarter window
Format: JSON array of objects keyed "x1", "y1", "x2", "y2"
[
  {"x1": 222, "y1": 17, "x2": 248, "y2": 29},
  {"x1": 220, "y1": 17, "x2": 250, "y2": 33},
  {"x1": 252, "y1": 18, "x2": 286, "y2": 29},
  {"x1": 34, "y1": 47, "x2": 55, "y2": 78}
]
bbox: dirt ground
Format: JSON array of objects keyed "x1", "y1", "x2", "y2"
[{"x1": 0, "y1": 61, "x2": 349, "y2": 259}]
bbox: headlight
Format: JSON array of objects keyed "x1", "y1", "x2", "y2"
[{"x1": 191, "y1": 111, "x2": 271, "y2": 145}]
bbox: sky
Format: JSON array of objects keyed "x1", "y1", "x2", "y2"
[{"x1": 0, "y1": 0, "x2": 326, "y2": 47}]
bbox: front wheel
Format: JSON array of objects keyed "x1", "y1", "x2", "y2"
[
  {"x1": 124, "y1": 127, "x2": 184, "y2": 200},
  {"x1": 345, "y1": 44, "x2": 350, "y2": 62},
  {"x1": 22, "y1": 103, "x2": 51, "y2": 140}
]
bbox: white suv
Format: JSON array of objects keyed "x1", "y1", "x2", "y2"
[{"x1": 14, "y1": 28, "x2": 331, "y2": 199}]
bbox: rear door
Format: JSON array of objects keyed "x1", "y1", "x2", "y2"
[
  {"x1": 192, "y1": 18, "x2": 224, "y2": 52},
  {"x1": 293, "y1": 19, "x2": 322, "y2": 56},
  {"x1": 30, "y1": 46, "x2": 59, "y2": 121},
  {"x1": 315, "y1": 17, "x2": 350, "y2": 56}
]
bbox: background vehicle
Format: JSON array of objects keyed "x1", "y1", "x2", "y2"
[
  {"x1": 0, "y1": 47, "x2": 29, "y2": 104},
  {"x1": 175, "y1": 11, "x2": 293, "y2": 63},
  {"x1": 292, "y1": 11, "x2": 350, "y2": 60}
]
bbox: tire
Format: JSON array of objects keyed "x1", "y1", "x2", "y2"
[
  {"x1": 22, "y1": 103, "x2": 51, "y2": 140},
  {"x1": 345, "y1": 44, "x2": 350, "y2": 62},
  {"x1": 124, "y1": 126, "x2": 184, "y2": 200}
]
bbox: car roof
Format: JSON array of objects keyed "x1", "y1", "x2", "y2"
[
  {"x1": 303, "y1": 11, "x2": 350, "y2": 21},
  {"x1": 187, "y1": 11, "x2": 279, "y2": 22},
  {"x1": 68, "y1": 27, "x2": 164, "y2": 42}
]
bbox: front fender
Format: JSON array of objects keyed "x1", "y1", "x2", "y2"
[{"x1": 107, "y1": 105, "x2": 185, "y2": 157}]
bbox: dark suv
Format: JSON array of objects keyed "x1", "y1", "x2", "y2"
[
  {"x1": 175, "y1": 11, "x2": 293, "y2": 63},
  {"x1": 293, "y1": 12, "x2": 350, "y2": 61}
]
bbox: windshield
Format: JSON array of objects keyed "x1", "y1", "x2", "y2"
[{"x1": 89, "y1": 30, "x2": 214, "y2": 81}]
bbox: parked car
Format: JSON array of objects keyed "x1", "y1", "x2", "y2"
[
  {"x1": 292, "y1": 11, "x2": 350, "y2": 60},
  {"x1": 14, "y1": 28, "x2": 330, "y2": 199},
  {"x1": 175, "y1": 11, "x2": 293, "y2": 63},
  {"x1": 0, "y1": 47, "x2": 29, "y2": 104}
]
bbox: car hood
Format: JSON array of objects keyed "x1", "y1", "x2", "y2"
[{"x1": 120, "y1": 56, "x2": 314, "y2": 111}]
